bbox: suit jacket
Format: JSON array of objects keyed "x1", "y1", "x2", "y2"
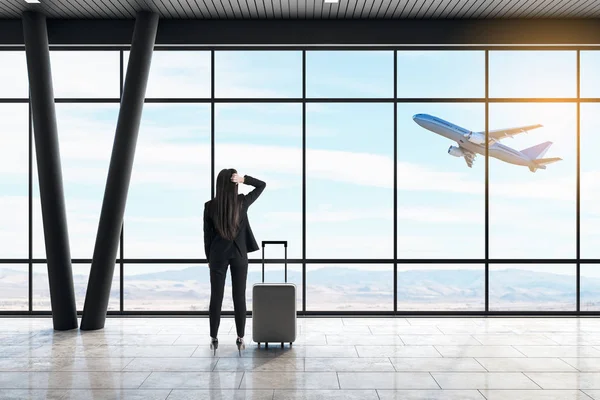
[{"x1": 204, "y1": 175, "x2": 266, "y2": 262}]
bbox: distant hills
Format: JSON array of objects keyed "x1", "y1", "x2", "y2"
[{"x1": 1, "y1": 265, "x2": 598, "y2": 310}]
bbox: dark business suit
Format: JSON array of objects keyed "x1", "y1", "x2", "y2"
[{"x1": 204, "y1": 175, "x2": 266, "y2": 338}]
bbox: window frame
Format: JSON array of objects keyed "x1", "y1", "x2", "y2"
[{"x1": 0, "y1": 46, "x2": 597, "y2": 316}]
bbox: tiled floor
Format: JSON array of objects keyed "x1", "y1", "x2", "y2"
[{"x1": 0, "y1": 317, "x2": 600, "y2": 399}]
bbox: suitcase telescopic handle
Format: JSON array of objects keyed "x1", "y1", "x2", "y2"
[{"x1": 261, "y1": 241, "x2": 288, "y2": 283}]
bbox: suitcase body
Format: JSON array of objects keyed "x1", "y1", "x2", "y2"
[{"x1": 252, "y1": 241, "x2": 296, "y2": 347}]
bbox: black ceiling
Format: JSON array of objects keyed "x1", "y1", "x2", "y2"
[{"x1": 0, "y1": 0, "x2": 599, "y2": 19}]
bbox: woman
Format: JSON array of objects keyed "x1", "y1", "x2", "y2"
[{"x1": 204, "y1": 168, "x2": 266, "y2": 354}]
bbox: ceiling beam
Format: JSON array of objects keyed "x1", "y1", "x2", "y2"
[{"x1": 0, "y1": 18, "x2": 599, "y2": 45}]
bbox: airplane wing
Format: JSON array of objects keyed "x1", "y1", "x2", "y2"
[
  {"x1": 461, "y1": 146, "x2": 476, "y2": 168},
  {"x1": 480, "y1": 124, "x2": 543, "y2": 143}
]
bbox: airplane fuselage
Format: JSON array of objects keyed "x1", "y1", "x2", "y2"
[{"x1": 412, "y1": 114, "x2": 535, "y2": 168}]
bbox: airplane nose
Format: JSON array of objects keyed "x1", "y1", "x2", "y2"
[{"x1": 413, "y1": 114, "x2": 425, "y2": 123}]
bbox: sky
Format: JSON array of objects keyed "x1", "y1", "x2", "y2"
[{"x1": 1, "y1": 49, "x2": 600, "y2": 292}]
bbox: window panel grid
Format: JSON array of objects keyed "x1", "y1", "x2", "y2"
[{"x1": 0, "y1": 47, "x2": 597, "y2": 314}]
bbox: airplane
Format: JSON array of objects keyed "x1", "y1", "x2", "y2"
[{"x1": 412, "y1": 113, "x2": 562, "y2": 173}]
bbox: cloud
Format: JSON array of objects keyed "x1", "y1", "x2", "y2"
[
  {"x1": 490, "y1": 175, "x2": 576, "y2": 202},
  {"x1": 268, "y1": 205, "x2": 483, "y2": 225},
  {"x1": 267, "y1": 208, "x2": 392, "y2": 223},
  {"x1": 306, "y1": 149, "x2": 394, "y2": 188},
  {"x1": 398, "y1": 206, "x2": 482, "y2": 224},
  {"x1": 0, "y1": 52, "x2": 28, "y2": 97},
  {"x1": 4, "y1": 51, "x2": 598, "y2": 261},
  {"x1": 306, "y1": 234, "x2": 394, "y2": 259},
  {"x1": 214, "y1": 51, "x2": 302, "y2": 98},
  {"x1": 0, "y1": 196, "x2": 28, "y2": 258},
  {"x1": 125, "y1": 51, "x2": 211, "y2": 98},
  {"x1": 0, "y1": 105, "x2": 29, "y2": 177},
  {"x1": 51, "y1": 51, "x2": 120, "y2": 98}
]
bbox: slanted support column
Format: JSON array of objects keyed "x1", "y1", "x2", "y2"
[
  {"x1": 22, "y1": 11, "x2": 77, "y2": 331},
  {"x1": 80, "y1": 11, "x2": 158, "y2": 331}
]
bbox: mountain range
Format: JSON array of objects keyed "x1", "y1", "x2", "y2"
[{"x1": 1, "y1": 265, "x2": 598, "y2": 310}]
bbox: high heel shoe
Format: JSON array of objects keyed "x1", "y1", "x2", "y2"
[
  {"x1": 236, "y1": 337, "x2": 245, "y2": 356},
  {"x1": 210, "y1": 337, "x2": 218, "y2": 356}
]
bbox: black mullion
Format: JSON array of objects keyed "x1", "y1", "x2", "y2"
[
  {"x1": 6, "y1": 310, "x2": 600, "y2": 317},
  {"x1": 7, "y1": 46, "x2": 600, "y2": 52},
  {"x1": 577, "y1": 50, "x2": 581, "y2": 313},
  {"x1": 393, "y1": 50, "x2": 398, "y2": 315},
  {"x1": 28, "y1": 98, "x2": 33, "y2": 314},
  {"x1": 211, "y1": 50, "x2": 215, "y2": 199},
  {"x1": 54, "y1": 98, "x2": 121, "y2": 103},
  {"x1": 137, "y1": 98, "x2": 592, "y2": 103},
  {"x1": 35, "y1": 97, "x2": 600, "y2": 104},
  {"x1": 485, "y1": 49, "x2": 490, "y2": 313},
  {"x1": 119, "y1": 50, "x2": 124, "y2": 314},
  {"x1": 210, "y1": 49, "x2": 216, "y2": 313},
  {"x1": 0, "y1": 99, "x2": 32, "y2": 103},
  {"x1": 302, "y1": 50, "x2": 307, "y2": 313},
  {"x1": 8, "y1": 258, "x2": 592, "y2": 264}
]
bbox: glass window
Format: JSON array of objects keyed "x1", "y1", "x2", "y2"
[
  {"x1": 489, "y1": 51, "x2": 576, "y2": 98},
  {"x1": 124, "y1": 264, "x2": 207, "y2": 311},
  {"x1": 33, "y1": 104, "x2": 119, "y2": 259},
  {"x1": 50, "y1": 51, "x2": 120, "y2": 98},
  {"x1": 224, "y1": 262, "x2": 303, "y2": 312},
  {"x1": 0, "y1": 104, "x2": 28, "y2": 259},
  {"x1": 125, "y1": 104, "x2": 211, "y2": 258},
  {"x1": 33, "y1": 264, "x2": 120, "y2": 311},
  {"x1": 307, "y1": 264, "x2": 393, "y2": 311},
  {"x1": 306, "y1": 103, "x2": 394, "y2": 259},
  {"x1": 581, "y1": 104, "x2": 600, "y2": 258},
  {"x1": 307, "y1": 51, "x2": 394, "y2": 98},
  {"x1": 0, "y1": 51, "x2": 28, "y2": 98},
  {"x1": 489, "y1": 103, "x2": 576, "y2": 259},
  {"x1": 124, "y1": 262, "x2": 302, "y2": 312},
  {"x1": 215, "y1": 51, "x2": 302, "y2": 98},
  {"x1": 397, "y1": 51, "x2": 485, "y2": 98},
  {"x1": 0, "y1": 265, "x2": 28, "y2": 311},
  {"x1": 580, "y1": 51, "x2": 600, "y2": 98},
  {"x1": 215, "y1": 103, "x2": 302, "y2": 259},
  {"x1": 490, "y1": 264, "x2": 576, "y2": 311},
  {"x1": 124, "y1": 51, "x2": 211, "y2": 98},
  {"x1": 397, "y1": 264, "x2": 484, "y2": 311},
  {"x1": 397, "y1": 104, "x2": 485, "y2": 258},
  {"x1": 581, "y1": 265, "x2": 600, "y2": 312}
]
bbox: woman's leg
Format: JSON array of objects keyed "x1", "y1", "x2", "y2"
[
  {"x1": 209, "y1": 261, "x2": 228, "y2": 338},
  {"x1": 230, "y1": 257, "x2": 249, "y2": 338}
]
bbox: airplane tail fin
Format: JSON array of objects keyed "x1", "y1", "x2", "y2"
[
  {"x1": 528, "y1": 157, "x2": 562, "y2": 172},
  {"x1": 534, "y1": 157, "x2": 562, "y2": 166},
  {"x1": 521, "y1": 141, "x2": 553, "y2": 160}
]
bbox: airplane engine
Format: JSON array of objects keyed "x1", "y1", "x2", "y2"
[
  {"x1": 448, "y1": 145, "x2": 464, "y2": 157},
  {"x1": 464, "y1": 131, "x2": 486, "y2": 145}
]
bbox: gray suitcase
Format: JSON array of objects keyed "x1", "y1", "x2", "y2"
[{"x1": 252, "y1": 241, "x2": 296, "y2": 348}]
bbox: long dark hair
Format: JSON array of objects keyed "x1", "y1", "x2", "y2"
[{"x1": 211, "y1": 168, "x2": 242, "y2": 241}]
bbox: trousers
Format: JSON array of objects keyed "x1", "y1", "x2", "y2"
[{"x1": 209, "y1": 256, "x2": 249, "y2": 338}]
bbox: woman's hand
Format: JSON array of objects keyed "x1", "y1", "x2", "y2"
[{"x1": 231, "y1": 173, "x2": 245, "y2": 185}]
